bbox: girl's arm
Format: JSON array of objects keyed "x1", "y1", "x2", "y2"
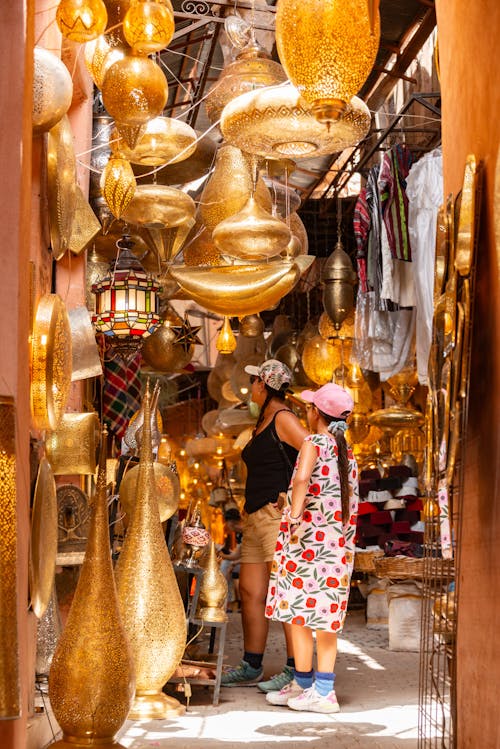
[{"x1": 288, "y1": 439, "x2": 318, "y2": 521}]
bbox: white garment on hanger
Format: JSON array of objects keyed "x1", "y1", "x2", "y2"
[{"x1": 406, "y1": 149, "x2": 443, "y2": 385}]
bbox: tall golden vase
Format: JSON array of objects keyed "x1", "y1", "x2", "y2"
[
  {"x1": 115, "y1": 382, "x2": 187, "y2": 719},
  {"x1": 48, "y1": 426, "x2": 134, "y2": 748}
]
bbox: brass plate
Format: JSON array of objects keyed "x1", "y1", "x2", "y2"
[
  {"x1": 45, "y1": 412, "x2": 101, "y2": 475},
  {"x1": 119, "y1": 461, "x2": 180, "y2": 523},
  {"x1": 30, "y1": 294, "x2": 73, "y2": 431},
  {"x1": 455, "y1": 154, "x2": 478, "y2": 277},
  {"x1": 46, "y1": 115, "x2": 77, "y2": 260},
  {"x1": 29, "y1": 458, "x2": 58, "y2": 619},
  {"x1": 434, "y1": 203, "x2": 449, "y2": 305},
  {"x1": 56, "y1": 484, "x2": 91, "y2": 553},
  {"x1": 68, "y1": 186, "x2": 101, "y2": 255}
]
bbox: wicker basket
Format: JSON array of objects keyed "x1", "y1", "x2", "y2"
[
  {"x1": 374, "y1": 555, "x2": 426, "y2": 580},
  {"x1": 353, "y1": 550, "x2": 385, "y2": 573}
]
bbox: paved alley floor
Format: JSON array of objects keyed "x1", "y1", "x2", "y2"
[{"x1": 116, "y1": 609, "x2": 420, "y2": 749}]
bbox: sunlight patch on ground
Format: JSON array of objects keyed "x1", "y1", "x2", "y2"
[{"x1": 337, "y1": 637, "x2": 386, "y2": 671}]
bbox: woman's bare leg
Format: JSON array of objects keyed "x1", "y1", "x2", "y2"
[
  {"x1": 290, "y1": 624, "x2": 314, "y2": 672},
  {"x1": 316, "y1": 631, "x2": 338, "y2": 673},
  {"x1": 239, "y1": 561, "x2": 270, "y2": 653}
]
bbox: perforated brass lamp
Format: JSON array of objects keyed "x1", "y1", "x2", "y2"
[
  {"x1": 276, "y1": 0, "x2": 380, "y2": 123},
  {"x1": 56, "y1": 0, "x2": 108, "y2": 43},
  {"x1": 123, "y1": 0, "x2": 175, "y2": 54},
  {"x1": 92, "y1": 236, "x2": 161, "y2": 357}
]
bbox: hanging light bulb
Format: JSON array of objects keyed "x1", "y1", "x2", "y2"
[
  {"x1": 123, "y1": 0, "x2": 175, "y2": 54},
  {"x1": 56, "y1": 0, "x2": 108, "y2": 43},
  {"x1": 100, "y1": 153, "x2": 136, "y2": 219},
  {"x1": 216, "y1": 317, "x2": 237, "y2": 354}
]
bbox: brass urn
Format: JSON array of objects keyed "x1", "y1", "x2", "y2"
[{"x1": 197, "y1": 541, "x2": 228, "y2": 623}]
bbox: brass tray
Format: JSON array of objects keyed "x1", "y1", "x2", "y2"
[
  {"x1": 30, "y1": 294, "x2": 73, "y2": 431},
  {"x1": 455, "y1": 154, "x2": 478, "y2": 277},
  {"x1": 29, "y1": 457, "x2": 58, "y2": 618},
  {"x1": 119, "y1": 461, "x2": 180, "y2": 523},
  {"x1": 46, "y1": 115, "x2": 77, "y2": 261}
]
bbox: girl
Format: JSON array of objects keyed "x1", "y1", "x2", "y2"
[{"x1": 264, "y1": 382, "x2": 359, "y2": 713}]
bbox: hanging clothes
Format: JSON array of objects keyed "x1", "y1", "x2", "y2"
[
  {"x1": 405, "y1": 148, "x2": 443, "y2": 385},
  {"x1": 353, "y1": 186, "x2": 369, "y2": 293},
  {"x1": 102, "y1": 346, "x2": 142, "y2": 442},
  {"x1": 378, "y1": 144, "x2": 414, "y2": 261}
]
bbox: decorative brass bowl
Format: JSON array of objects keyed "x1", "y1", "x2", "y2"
[
  {"x1": 170, "y1": 256, "x2": 313, "y2": 316},
  {"x1": 30, "y1": 294, "x2": 72, "y2": 431},
  {"x1": 46, "y1": 115, "x2": 77, "y2": 260},
  {"x1": 221, "y1": 84, "x2": 371, "y2": 159},
  {"x1": 368, "y1": 406, "x2": 425, "y2": 430},
  {"x1": 29, "y1": 458, "x2": 58, "y2": 619},
  {"x1": 119, "y1": 461, "x2": 180, "y2": 523},
  {"x1": 121, "y1": 184, "x2": 196, "y2": 228}
]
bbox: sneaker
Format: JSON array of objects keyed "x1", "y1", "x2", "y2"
[
  {"x1": 258, "y1": 665, "x2": 294, "y2": 693},
  {"x1": 287, "y1": 685, "x2": 340, "y2": 714},
  {"x1": 221, "y1": 660, "x2": 263, "y2": 687},
  {"x1": 266, "y1": 679, "x2": 303, "y2": 706}
]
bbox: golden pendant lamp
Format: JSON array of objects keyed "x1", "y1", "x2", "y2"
[
  {"x1": 220, "y1": 84, "x2": 371, "y2": 159},
  {"x1": 101, "y1": 55, "x2": 168, "y2": 148},
  {"x1": 199, "y1": 143, "x2": 272, "y2": 233},
  {"x1": 183, "y1": 220, "x2": 222, "y2": 266},
  {"x1": 48, "y1": 426, "x2": 134, "y2": 748},
  {"x1": 212, "y1": 196, "x2": 291, "y2": 262},
  {"x1": 84, "y1": 36, "x2": 130, "y2": 88},
  {"x1": 170, "y1": 256, "x2": 314, "y2": 316},
  {"x1": 115, "y1": 383, "x2": 187, "y2": 719},
  {"x1": 32, "y1": 47, "x2": 73, "y2": 134},
  {"x1": 276, "y1": 0, "x2": 380, "y2": 124},
  {"x1": 121, "y1": 183, "x2": 195, "y2": 229},
  {"x1": 301, "y1": 334, "x2": 353, "y2": 386},
  {"x1": 322, "y1": 238, "x2": 358, "y2": 329},
  {"x1": 141, "y1": 318, "x2": 195, "y2": 371},
  {"x1": 204, "y1": 42, "x2": 287, "y2": 125},
  {"x1": 56, "y1": 0, "x2": 108, "y2": 43},
  {"x1": 111, "y1": 116, "x2": 197, "y2": 167},
  {"x1": 123, "y1": 0, "x2": 175, "y2": 54},
  {"x1": 101, "y1": 153, "x2": 137, "y2": 219}
]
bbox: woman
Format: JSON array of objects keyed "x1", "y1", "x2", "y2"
[
  {"x1": 264, "y1": 382, "x2": 359, "y2": 713},
  {"x1": 221, "y1": 359, "x2": 309, "y2": 690}
]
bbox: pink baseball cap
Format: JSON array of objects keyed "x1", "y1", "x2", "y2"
[{"x1": 301, "y1": 383, "x2": 354, "y2": 418}]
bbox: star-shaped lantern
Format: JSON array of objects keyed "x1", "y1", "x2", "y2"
[{"x1": 171, "y1": 314, "x2": 202, "y2": 354}]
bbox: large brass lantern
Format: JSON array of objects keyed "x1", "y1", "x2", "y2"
[
  {"x1": 275, "y1": 0, "x2": 380, "y2": 123},
  {"x1": 322, "y1": 239, "x2": 357, "y2": 330}
]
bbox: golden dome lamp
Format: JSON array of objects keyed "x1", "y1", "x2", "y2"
[
  {"x1": 84, "y1": 36, "x2": 130, "y2": 89},
  {"x1": 123, "y1": 0, "x2": 175, "y2": 55},
  {"x1": 212, "y1": 196, "x2": 291, "y2": 262},
  {"x1": 322, "y1": 238, "x2": 357, "y2": 330},
  {"x1": 111, "y1": 116, "x2": 197, "y2": 167},
  {"x1": 275, "y1": 0, "x2": 380, "y2": 124},
  {"x1": 56, "y1": 0, "x2": 108, "y2": 43}
]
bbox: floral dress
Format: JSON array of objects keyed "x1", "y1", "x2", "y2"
[{"x1": 265, "y1": 433, "x2": 359, "y2": 633}]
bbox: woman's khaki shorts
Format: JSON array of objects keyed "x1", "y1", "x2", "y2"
[{"x1": 240, "y1": 503, "x2": 283, "y2": 564}]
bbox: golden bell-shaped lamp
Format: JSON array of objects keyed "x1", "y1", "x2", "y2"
[
  {"x1": 346, "y1": 412, "x2": 370, "y2": 444},
  {"x1": 205, "y1": 42, "x2": 287, "y2": 125},
  {"x1": 276, "y1": 0, "x2": 380, "y2": 124},
  {"x1": 216, "y1": 317, "x2": 237, "y2": 355},
  {"x1": 141, "y1": 318, "x2": 195, "y2": 372},
  {"x1": 197, "y1": 541, "x2": 228, "y2": 623},
  {"x1": 322, "y1": 239, "x2": 357, "y2": 330},
  {"x1": 56, "y1": 0, "x2": 108, "y2": 43},
  {"x1": 123, "y1": 0, "x2": 175, "y2": 54},
  {"x1": 33, "y1": 48, "x2": 73, "y2": 134},
  {"x1": 200, "y1": 144, "x2": 272, "y2": 233},
  {"x1": 385, "y1": 365, "x2": 419, "y2": 406},
  {"x1": 84, "y1": 36, "x2": 130, "y2": 88},
  {"x1": 111, "y1": 116, "x2": 197, "y2": 166},
  {"x1": 48, "y1": 425, "x2": 135, "y2": 748},
  {"x1": 221, "y1": 84, "x2": 371, "y2": 159},
  {"x1": 115, "y1": 382, "x2": 187, "y2": 719},
  {"x1": 213, "y1": 196, "x2": 291, "y2": 262},
  {"x1": 101, "y1": 55, "x2": 168, "y2": 147},
  {"x1": 100, "y1": 154, "x2": 136, "y2": 219}
]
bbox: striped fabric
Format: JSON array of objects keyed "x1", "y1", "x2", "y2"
[
  {"x1": 378, "y1": 144, "x2": 413, "y2": 262},
  {"x1": 102, "y1": 344, "x2": 142, "y2": 441},
  {"x1": 353, "y1": 186, "x2": 370, "y2": 293}
]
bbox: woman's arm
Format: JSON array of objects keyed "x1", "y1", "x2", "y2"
[
  {"x1": 275, "y1": 410, "x2": 309, "y2": 451},
  {"x1": 288, "y1": 439, "x2": 318, "y2": 520}
]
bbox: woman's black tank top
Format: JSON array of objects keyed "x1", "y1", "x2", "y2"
[{"x1": 241, "y1": 410, "x2": 298, "y2": 514}]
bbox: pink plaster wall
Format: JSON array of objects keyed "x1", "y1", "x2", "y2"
[{"x1": 435, "y1": 0, "x2": 500, "y2": 745}]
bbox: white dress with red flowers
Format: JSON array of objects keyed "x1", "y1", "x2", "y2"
[{"x1": 265, "y1": 433, "x2": 359, "y2": 633}]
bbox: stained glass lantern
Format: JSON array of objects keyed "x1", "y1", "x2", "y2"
[{"x1": 92, "y1": 235, "x2": 161, "y2": 358}]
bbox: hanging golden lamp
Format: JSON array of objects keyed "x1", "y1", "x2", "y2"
[
  {"x1": 101, "y1": 54, "x2": 168, "y2": 147},
  {"x1": 56, "y1": 0, "x2": 108, "y2": 43},
  {"x1": 111, "y1": 116, "x2": 197, "y2": 166},
  {"x1": 100, "y1": 153, "x2": 136, "y2": 219},
  {"x1": 32, "y1": 48, "x2": 73, "y2": 134},
  {"x1": 141, "y1": 313, "x2": 196, "y2": 372},
  {"x1": 322, "y1": 237, "x2": 357, "y2": 330},
  {"x1": 318, "y1": 309, "x2": 355, "y2": 341},
  {"x1": 301, "y1": 334, "x2": 352, "y2": 386},
  {"x1": 212, "y1": 196, "x2": 291, "y2": 262},
  {"x1": 221, "y1": 84, "x2": 371, "y2": 159},
  {"x1": 183, "y1": 220, "x2": 222, "y2": 267},
  {"x1": 199, "y1": 144, "x2": 272, "y2": 233},
  {"x1": 169, "y1": 256, "x2": 313, "y2": 317},
  {"x1": 275, "y1": 0, "x2": 380, "y2": 124},
  {"x1": 84, "y1": 36, "x2": 130, "y2": 89},
  {"x1": 216, "y1": 317, "x2": 237, "y2": 354},
  {"x1": 123, "y1": 0, "x2": 175, "y2": 54},
  {"x1": 205, "y1": 42, "x2": 288, "y2": 125}
]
